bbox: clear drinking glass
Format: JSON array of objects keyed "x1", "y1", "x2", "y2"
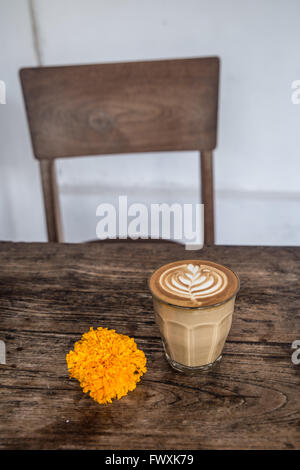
[{"x1": 149, "y1": 261, "x2": 239, "y2": 373}]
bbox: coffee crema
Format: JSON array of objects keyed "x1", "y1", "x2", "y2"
[{"x1": 149, "y1": 260, "x2": 239, "y2": 308}]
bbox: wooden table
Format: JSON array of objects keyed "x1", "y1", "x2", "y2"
[{"x1": 0, "y1": 241, "x2": 299, "y2": 450}]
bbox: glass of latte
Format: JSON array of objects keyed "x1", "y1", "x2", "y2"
[{"x1": 149, "y1": 260, "x2": 239, "y2": 373}]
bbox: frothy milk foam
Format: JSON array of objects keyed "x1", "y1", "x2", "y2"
[{"x1": 149, "y1": 260, "x2": 239, "y2": 370}]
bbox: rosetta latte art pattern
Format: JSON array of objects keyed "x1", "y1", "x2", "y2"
[{"x1": 159, "y1": 263, "x2": 228, "y2": 304}]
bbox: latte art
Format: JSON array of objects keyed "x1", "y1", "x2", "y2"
[
  {"x1": 159, "y1": 263, "x2": 228, "y2": 305},
  {"x1": 149, "y1": 259, "x2": 239, "y2": 308}
]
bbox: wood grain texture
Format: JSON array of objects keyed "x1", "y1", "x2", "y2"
[
  {"x1": 201, "y1": 151, "x2": 214, "y2": 245},
  {"x1": 20, "y1": 58, "x2": 219, "y2": 159},
  {"x1": 0, "y1": 242, "x2": 299, "y2": 450},
  {"x1": 39, "y1": 160, "x2": 63, "y2": 242}
]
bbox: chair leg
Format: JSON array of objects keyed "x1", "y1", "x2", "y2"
[
  {"x1": 39, "y1": 160, "x2": 63, "y2": 242},
  {"x1": 200, "y1": 151, "x2": 215, "y2": 246}
]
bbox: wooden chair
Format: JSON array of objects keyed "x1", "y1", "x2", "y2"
[{"x1": 20, "y1": 57, "x2": 219, "y2": 245}]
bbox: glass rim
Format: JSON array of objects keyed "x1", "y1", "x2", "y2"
[{"x1": 148, "y1": 261, "x2": 240, "y2": 310}]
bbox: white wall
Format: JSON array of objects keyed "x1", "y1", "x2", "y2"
[
  {"x1": 1, "y1": 0, "x2": 300, "y2": 244},
  {"x1": 0, "y1": 0, "x2": 44, "y2": 241}
]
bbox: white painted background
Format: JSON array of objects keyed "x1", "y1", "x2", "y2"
[{"x1": 1, "y1": 0, "x2": 300, "y2": 244}]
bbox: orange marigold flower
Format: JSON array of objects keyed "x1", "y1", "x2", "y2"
[{"x1": 66, "y1": 327, "x2": 147, "y2": 404}]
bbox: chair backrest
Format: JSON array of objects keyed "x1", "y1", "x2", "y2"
[{"x1": 20, "y1": 57, "x2": 219, "y2": 244}]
